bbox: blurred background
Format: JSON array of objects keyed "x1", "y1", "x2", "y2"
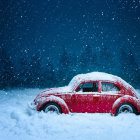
[{"x1": 0, "y1": 0, "x2": 140, "y2": 89}]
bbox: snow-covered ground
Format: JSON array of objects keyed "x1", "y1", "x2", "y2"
[{"x1": 0, "y1": 89, "x2": 140, "y2": 140}]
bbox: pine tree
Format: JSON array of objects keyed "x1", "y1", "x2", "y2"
[
  {"x1": 79, "y1": 44, "x2": 96, "y2": 73},
  {"x1": 99, "y1": 45, "x2": 114, "y2": 73},
  {"x1": 127, "y1": 49, "x2": 140, "y2": 86},
  {"x1": 41, "y1": 57, "x2": 55, "y2": 88},
  {"x1": 19, "y1": 57, "x2": 30, "y2": 87},
  {"x1": 68, "y1": 53, "x2": 79, "y2": 78},
  {"x1": 0, "y1": 48, "x2": 15, "y2": 89},
  {"x1": 58, "y1": 47, "x2": 71, "y2": 86},
  {"x1": 120, "y1": 48, "x2": 140, "y2": 86},
  {"x1": 27, "y1": 53, "x2": 41, "y2": 87}
]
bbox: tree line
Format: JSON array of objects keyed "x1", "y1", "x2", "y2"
[{"x1": 0, "y1": 45, "x2": 139, "y2": 89}]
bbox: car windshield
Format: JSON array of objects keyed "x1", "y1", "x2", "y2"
[{"x1": 68, "y1": 76, "x2": 80, "y2": 90}]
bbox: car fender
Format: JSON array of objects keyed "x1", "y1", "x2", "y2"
[
  {"x1": 111, "y1": 95, "x2": 139, "y2": 115},
  {"x1": 37, "y1": 95, "x2": 70, "y2": 114}
]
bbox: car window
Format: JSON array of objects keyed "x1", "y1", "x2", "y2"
[
  {"x1": 102, "y1": 83, "x2": 120, "y2": 92},
  {"x1": 76, "y1": 82, "x2": 98, "y2": 92}
]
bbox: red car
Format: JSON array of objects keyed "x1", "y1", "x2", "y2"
[{"x1": 30, "y1": 72, "x2": 140, "y2": 116}]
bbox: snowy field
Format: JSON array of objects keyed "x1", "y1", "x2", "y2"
[{"x1": 0, "y1": 89, "x2": 140, "y2": 140}]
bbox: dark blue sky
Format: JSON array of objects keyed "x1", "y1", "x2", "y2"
[{"x1": 0, "y1": 0, "x2": 140, "y2": 65}]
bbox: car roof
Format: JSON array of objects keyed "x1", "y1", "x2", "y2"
[{"x1": 74, "y1": 72, "x2": 131, "y2": 88}]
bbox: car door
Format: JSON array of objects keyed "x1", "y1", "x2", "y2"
[
  {"x1": 71, "y1": 81, "x2": 101, "y2": 113},
  {"x1": 99, "y1": 82, "x2": 122, "y2": 113}
]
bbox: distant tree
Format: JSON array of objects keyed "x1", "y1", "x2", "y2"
[
  {"x1": 128, "y1": 50, "x2": 140, "y2": 86},
  {"x1": 69, "y1": 53, "x2": 80, "y2": 77},
  {"x1": 79, "y1": 44, "x2": 96, "y2": 73},
  {"x1": 27, "y1": 53, "x2": 42, "y2": 87},
  {"x1": 40, "y1": 57, "x2": 56, "y2": 88},
  {"x1": 120, "y1": 48, "x2": 140, "y2": 86},
  {"x1": 18, "y1": 56, "x2": 30, "y2": 87},
  {"x1": 99, "y1": 45, "x2": 114, "y2": 73},
  {"x1": 57, "y1": 47, "x2": 72, "y2": 86},
  {"x1": 0, "y1": 48, "x2": 15, "y2": 89}
]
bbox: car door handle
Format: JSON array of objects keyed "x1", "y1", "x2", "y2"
[{"x1": 93, "y1": 95, "x2": 100, "y2": 102}]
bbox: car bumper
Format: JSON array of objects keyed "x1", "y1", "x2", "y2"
[{"x1": 28, "y1": 102, "x2": 37, "y2": 110}]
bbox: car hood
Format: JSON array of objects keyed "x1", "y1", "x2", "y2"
[
  {"x1": 135, "y1": 90, "x2": 140, "y2": 99},
  {"x1": 38, "y1": 86, "x2": 72, "y2": 97}
]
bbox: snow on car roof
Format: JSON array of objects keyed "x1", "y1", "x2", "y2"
[
  {"x1": 70, "y1": 72, "x2": 132, "y2": 88},
  {"x1": 75, "y1": 72, "x2": 116, "y2": 81}
]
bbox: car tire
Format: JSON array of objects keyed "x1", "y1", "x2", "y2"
[
  {"x1": 43, "y1": 102, "x2": 62, "y2": 114},
  {"x1": 115, "y1": 102, "x2": 137, "y2": 116}
]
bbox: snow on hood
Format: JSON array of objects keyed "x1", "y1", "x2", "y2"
[
  {"x1": 39, "y1": 86, "x2": 72, "y2": 96},
  {"x1": 135, "y1": 89, "x2": 140, "y2": 99}
]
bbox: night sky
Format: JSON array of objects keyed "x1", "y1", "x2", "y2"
[{"x1": 0, "y1": 0, "x2": 140, "y2": 67}]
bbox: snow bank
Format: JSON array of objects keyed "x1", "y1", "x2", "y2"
[{"x1": 0, "y1": 89, "x2": 140, "y2": 140}]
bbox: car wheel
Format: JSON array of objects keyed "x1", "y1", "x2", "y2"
[
  {"x1": 115, "y1": 103, "x2": 137, "y2": 116},
  {"x1": 43, "y1": 102, "x2": 62, "y2": 114}
]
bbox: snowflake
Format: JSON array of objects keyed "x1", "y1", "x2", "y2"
[
  {"x1": 83, "y1": 15, "x2": 86, "y2": 18},
  {"x1": 101, "y1": 12, "x2": 104, "y2": 16},
  {"x1": 112, "y1": 17, "x2": 115, "y2": 20}
]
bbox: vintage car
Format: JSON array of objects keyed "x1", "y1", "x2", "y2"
[{"x1": 30, "y1": 72, "x2": 140, "y2": 116}]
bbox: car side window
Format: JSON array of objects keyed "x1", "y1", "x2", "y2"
[
  {"x1": 102, "y1": 83, "x2": 120, "y2": 92},
  {"x1": 76, "y1": 82, "x2": 98, "y2": 92}
]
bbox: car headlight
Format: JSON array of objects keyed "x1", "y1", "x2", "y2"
[
  {"x1": 28, "y1": 101, "x2": 37, "y2": 110},
  {"x1": 35, "y1": 100, "x2": 39, "y2": 106}
]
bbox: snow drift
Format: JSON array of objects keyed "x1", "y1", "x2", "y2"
[{"x1": 0, "y1": 89, "x2": 140, "y2": 140}]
